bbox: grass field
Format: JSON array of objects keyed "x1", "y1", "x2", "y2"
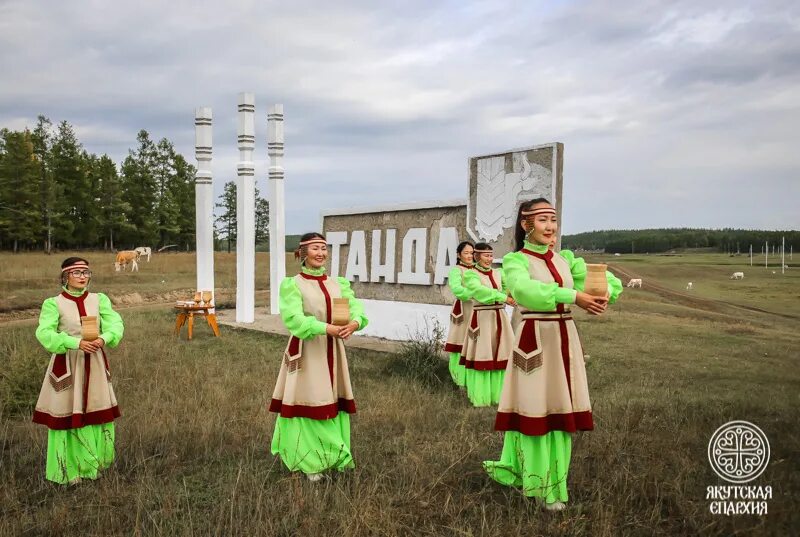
[
  {"x1": 0, "y1": 252, "x2": 798, "y2": 536},
  {"x1": 0, "y1": 252, "x2": 299, "y2": 316}
]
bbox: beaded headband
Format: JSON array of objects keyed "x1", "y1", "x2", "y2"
[
  {"x1": 61, "y1": 261, "x2": 90, "y2": 273},
  {"x1": 298, "y1": 237, "x2": 327, "y2": 247},
  {"x1": 521, "y1": 207, "x2": 557, "y2": 217}
]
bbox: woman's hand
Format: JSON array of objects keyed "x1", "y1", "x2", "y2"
[
  {"x1": 325, "y1": 324, "x2": 342, "y2": 338},
  {"x1": 79, "y1": 339, "x2": 100, "y2": 353},
  {"x1": 575, "y1": 291, "x2": 608, "y2": 315},
  {"x1": 338, "y1": 320, "x2": 359, "y2": 340},
  {"x1": 505, "y1": 295, "x2": 517, "y2": 306}
]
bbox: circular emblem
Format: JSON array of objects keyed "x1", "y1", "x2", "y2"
[{"x1": 708, "y1": 421, "x2": 770, "y2": 483}]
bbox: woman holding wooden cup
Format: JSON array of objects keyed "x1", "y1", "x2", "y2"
[
  {"x1": 33, "y1": 257, "x2": 124, "y2": 484},
  {"x1": 483, "y1": 198, "x2": 622, "y2": 510},
  {"x1": 269, "y1": 232, "x2": 368, "y2": 481}
]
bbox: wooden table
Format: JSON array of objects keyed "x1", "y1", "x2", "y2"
[{"x1": 174, "y1": 304, "x2": 221, "y2": 340}]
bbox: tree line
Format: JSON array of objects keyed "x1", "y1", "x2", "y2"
[
  {"x1": 0, "y1": 117, "x2": 269, "y2": 253},
  {"x1": 562, "y1": 228, "x2": 800, "y2": 255}
]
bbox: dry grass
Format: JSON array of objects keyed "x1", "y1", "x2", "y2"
[
  {"x1": 0, "y1": 253, "x2": 799, "y2": 536},
  {"x1": 0, "y1": 252, "x2": 297, "y2": 314}
]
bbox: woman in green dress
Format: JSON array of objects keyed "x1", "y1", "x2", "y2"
[
  {"x1": 33, "y1": 257, "x2": 124, "y2": 484},
  {"x1": 269, "y1": 232, "x2": 368, "y2": 481},
  {"x1": 483, "y1": 199, "x2": 622, "y2": 510},
  {"x1": 460, "y1": 243, "x2": 516, "y2": 407},
  {"x1": 443, "y1": 241, "x2": 474, "y2": 387}
]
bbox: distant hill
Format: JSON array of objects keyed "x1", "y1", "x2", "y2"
[{"x1": 562, "y1": 228, "x2": 799, "y2": 254}]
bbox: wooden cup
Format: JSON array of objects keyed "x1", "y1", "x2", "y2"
[
  {"x1": 80, "y1": 316, "x2": 99, "y2": 341},
  {"x1": 584, "y1": 264, "x2": 608, "y2": 296},
  {"x1": 331, "y1": 298, "x2": 350, "y2": 326}
]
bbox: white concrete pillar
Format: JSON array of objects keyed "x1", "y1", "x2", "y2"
[
  {"x1": 236, "y1": 93, "x2": 256, "y2": 323},
  {"x1": 194, "y1": 107, "x2": 215, "y2": 305},
  {"x1": 268, "y1": 104, "x2": 286, "y2": 314}
]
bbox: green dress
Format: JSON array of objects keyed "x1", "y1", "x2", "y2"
[
  {"x1": 34, "y1": 287, "x2": 124, "y2": 484},
  {"x1": 461, "y1": 266, "x2": 512, "y2": 407},
  {"x1": 270, "y1": 266, "x2": 368, "y2": 475},
  {"x1": 444, "y1": 264, "x2": 473, "y2": 387},
  {"x1": 483, "y1": 242, "x2": 622, "y2": 503}
]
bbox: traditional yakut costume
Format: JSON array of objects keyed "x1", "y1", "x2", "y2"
[
  {"x1": 483, "y1": 204, "x2": 622, "y2": 505},
  {"x1": 444, "y1": 261, "x2": 474, "y2": 387},
  {"x1": 33, "y1": 260, "x2": 124, "y2": 484},
  {"x1": 460, "y1": 252, "x2": 513, "y2": 407},
  {"x1": 269, "y1": 236, "x2": 368, "y2": 476}
]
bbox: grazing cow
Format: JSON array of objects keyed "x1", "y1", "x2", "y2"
[
  {"x1": 626, "y1": 278, "x2": 642, "y2": 288},
  {"x1": 115, "y1": 250, "x2": 139, "y2": 272},
  {"x1": 686, "y1": 282, "x2": 693, "y2": 290},
  {"x1": 730, "y1": 272, "x2": 744, "y2": 280},
  {"x1": 135, "y1": 246, "x2": 152, "y2": 262}
]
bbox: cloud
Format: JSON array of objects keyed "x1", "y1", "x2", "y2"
[{"x1": 1, "y1": 0, "x2": 798, "y2": 234}]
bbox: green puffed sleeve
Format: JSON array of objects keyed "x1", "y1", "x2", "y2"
[
  {"x1": 606, "y1": 271, "x2": 623, "y2": 304},
  {"x1": 97, "y1": 293, "x2": 124, "y2": 348},
  {"x1": 447, "y1": 266, "x2": 472, "y2": 301},
  {"x1": 35, "y1": 297, "x2": 80, "y2": 354},
  {"x1": 463, "y1": 270, "x2": 507, "y2": 305},
  {"x1": 559, "y1": 249, "x2": 587, "y2": 292},
  {"x1": 279, "y1": 277, "x2": 328, "y2": 340},
  {"x1": 337, "y1": 277, "x2": 368, "y2": 330},
  {"x1": 502, "y1": 252, "x2": 576, "y2": 311}
]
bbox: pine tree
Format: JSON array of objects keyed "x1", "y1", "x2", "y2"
[
  {"x1": 120, "y1": 130, "x2": 159, "y2": 247},
  {"x1": 0, "y1": 130, "x2": 41, "y2": 251},
  {"x1": 172, "y1": 153, "x2": 196, "y2": 250},
  {"x1": 50, "y1": 121, "x2": 86, "y2": 248},
  {"x1": 255, "y1": 185, "x2": 270, "y2": 245},
  {"x1": 215, "y1": 181, "x2": 237, "y2": 253},
  {"x1": 96, "y1": 155, "x2": 133, "y2": 250}
]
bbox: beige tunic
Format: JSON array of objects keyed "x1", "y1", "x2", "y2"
[
  {"x1": 269, "y1": 273, "x2": 356, "y2": 420},
  {"x1": 460, "y1": 268, "x2": 514, "y2": 371},
  {"x1": 33, "y1": 292, "x2": 119, "y2": 430},
  {"x1": 444, "y1": 264, "x2": 474, "y2": 354},
  {"x1": 495, "y1": 249, "x2": 592, "y2": 435}
]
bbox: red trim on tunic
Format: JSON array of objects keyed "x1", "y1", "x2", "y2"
[
  {"x1": 60, "y1": 290, "x2": 88, "y2": 312},
  {"x1": 463, "y1": 359, "x2": 508, "y2": 371},
  {"x1": 287, "y1": 335, "x2": 301, "y2": 357},
  {"x1": 451, "y1": 300, "x2": 462, "y2": 318},
  {"x1": 33, "y1": 406, "x2": 121, "y2": 430},
  {"x1": 299, "y1": 272, "x2": 327, "y2": 281},
  {"x1": 495, "y1": 410, "x2": 594, "y2": 435},
  {"x1": 444, "y1": 342, "x2": 463, "y2": 353},
  {"x1": 517, "y1": 318, "x2": 539, "y2": 354},
  {"x1": 59, "y1": 290, "x2": 99, "y2": 421},
  {"x1": 269, "y1": 398, "x2": 356, "y2": 419},
  {"x1": 314, "y1": 279, "x2": 335, "y2": 387},
  {"x1": 485, "y1": 270, "x2": 503, "y2": 363}
]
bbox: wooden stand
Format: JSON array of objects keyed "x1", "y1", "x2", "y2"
[{"x1": 174, "y1": 304, "x2": 221, "y2": 340}]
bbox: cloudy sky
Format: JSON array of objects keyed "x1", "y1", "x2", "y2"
[{"x1": 1, "y1": 0, "x2": 798, "y2": 233}]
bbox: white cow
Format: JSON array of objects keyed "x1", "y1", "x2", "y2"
[
  {"x1": 135, "y1": 246, "x2": 152, "y2": 262},
  {"x1": 115, "y1": 250, "x2": 140, "y2": 272},
  {"x1": 686, "y1": 282, "x2": 693, "y2": 290},
  {"x1": 730, "y1": 272, "x2": 744, "y2": 280},
  {"x1": 627, "y1": 278, "x2": 642, "y2": 288}
]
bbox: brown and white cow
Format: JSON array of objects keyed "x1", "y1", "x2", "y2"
[{"x1": 115, "y1": 250, "x2": 140, "y2": 272}]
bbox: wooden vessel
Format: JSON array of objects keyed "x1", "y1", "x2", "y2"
[
  {"x1": 80, "y1": 316, "x2": 99, "y2": 341},
  {"x1": 584, "y1": 264, "x2": 608, "y2": 296},
  {"x1": 332, "y1": 298, "x2": 350, "y2": 326}
]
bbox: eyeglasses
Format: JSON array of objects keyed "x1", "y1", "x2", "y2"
[{"x1": 68, "y1": 270, "x2": 92, "y2": 278}]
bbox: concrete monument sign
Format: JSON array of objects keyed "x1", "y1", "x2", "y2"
[
  {"x1": 322, "y1": 201, "x2": 467, "y2": 305},
  {"x1": 467, "y1": 143, "x2": 564, "y2": 253},
  {"x1": 321, "y1": 142, "x2": 563, "y2": 308}
]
